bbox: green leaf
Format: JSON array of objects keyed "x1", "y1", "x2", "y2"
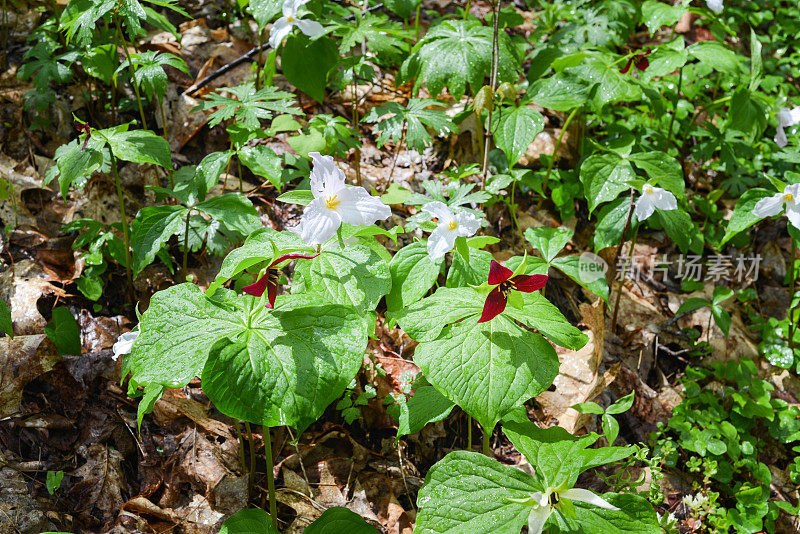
[
  {"x1": 293, "y1": 243, "x2": 391, "y2": 313},
  {"x1": 195, "y1": 193, "x2": 261, "y2": 236},
  {"x1": 195, "y1": 150, "x2": 234, "y2": 202},
  {"x1": 83, "y1": 44, "x2": 118, "y2": 84},
  {"x1": 105, "y1": 129, "x2": 172, "y2": 168},
  {"x1": 415, "y1": 451, "x2": 540, "y2": 534},
  {"x1": 281, "y1": 34, "x2": 338, "y2": 103},
  {"x1": 247, "y1": 0, "x2": 281, "y2": 29},
  {"x1": 524, "y1": 226, "x2": 573, "y2": 263},
  {"x1": 137, "y1": 383, "x2": 165, "y2": 431},
  {"x1": 572, "y1": 401, "x2": 604, "y2": 415},
  {"x1": 408, "y1": 312, "x2": 559, "y2": 432},
  {"x1": 530, "y1": 70, "x2": 591, "y2": 111},
  {"x1": 728, "y1": 88, "x2": 767, "y2": 142},
  {"x1": 383, "y1": 0, "x2": 421, "y2": 19},
  {"x1": 196, "y1": 82, "x2": 300, "y2": 130},
  {"x1": 118, "y1": 50, "x2": 189, "y2": 99},
  {"x1": 363, "y1": 99, "x2": 457, "y2": 153},
  {"x1": 549, "y1": 493, "x2": 661, "y2": 534},
  {"x1": 593, "y1": 197, "x2": 630, "y2": 251},
  {"x1": 550, "y1": 256, "x2": 610, "y2": 303},
  {"x1": 655, "y1": 208, "x2": 693, "y2": 253},
  {"x1": 688, "y1": 41, "x2": 740, "y2": 74},
  {"x1": 749, "y1": 27, "x2": 763, "y2": 92},
  {"x1": 53, "y1": 140, "x2": 105, "y2": 199},
  {"x1": 493, "y1": 105, "x2": 544, "y2": 167},
  {"x1": 567, "y1": 60, "x2": 638, "y2": 109},
  {"x1": 46, "y1": 470, "x2": 64, "y2": 495},
  {"x1": 399, "y1": 19, "x2": 520, "y2": 100},
  {"x1": 0, "y1": 298, "x2": 12, "y2": 338},
  {"x1": 629, "y1": 151, "x2": 685, "y2": 198},
  {"x1": 237, "y1": 145, "x2": 282, "y2": 188},
  {"x1": 676, "y1": 297, "x2": 710, "y2": 315},
  {"x1": 305, "y1": 507, "x2": 378, "y2": 534},
  {"x1": 60, "y1": 0, "x2": 115, "y2": 46},
  {"x1": 602, "y1": 413, "x2": 620, "y2": 445},
  {"x1": 640, "y1": 1, "x2": 687, "y2": 35},
  {"x1": 219, "y1": 508, "x2": 279, "y2": 534},
  {"x1": 607, "y1": 391, "x2": 635, "y2": 415},
  {"x1": 719, "y1": 188, "x2": 772, "y2": 246},
  {"x1": 277, "y1": 189, "x2": 314, "y2": 206},
  {"x1": 130, "y1": 205, "x2": 188, "y2": 276},
  {"x1": 711, "y1": 305, "x2": 731, "y2": 337},
  {"x1": 200, "y1": 297, "x2": 368, "y2": 432},
  {"x1": 712, "y1": 286, "x2": 734, "y2": 305},
  {"x1": 580, "y1": 153, "x2": 634, "y2": 213},
  {"x1": 395, "y1": 383, "x2": 454, "y2": 439},
  {"x1": 386, "y1": 242, "x2": 442, "y2": 313},
  {"x1": 45, "y1": 307, "x2": 81, "y2": 355},
  {"x1": 446, "y1": 247, "x2": 493, "y2": 288}
]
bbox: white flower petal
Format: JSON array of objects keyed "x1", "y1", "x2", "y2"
[
  {"x1": 777, "y1": 107, "x2": 800, "y2": 128},
  {"x1": 634, "y1": 195, "x2": 656, "y2": 221},
  {"x1": 775, "y1": 126, "x2": 789, "y2": 148},
  {"x1": 113, "y1": 330, "x2": 140, "y2": 361},
  {"x1": 561, "y1": 488, "x2": 620, "y2": 511},
  {"x1": 269, "y1": 17, "x2": 293, "y2": 48},
  {"x1": 454, "y1": 211, "x2": 481, "y2": 237},
  {"x1": 295, "y1": 18, "x2": 324, "y2": 39},
  {"x1": 309, "y1": 151, "x2": 345, "y2": 198},
  {"x1": 527, "y1": 506, "x2": 552, "y2": 534},
  {"x1": 786, "y1": 204, "x2": 800, "y2": 231},
  {"x1": 790, "y1": 107, "x2": 800, "y2": 125},
  {"x1": 753, "y1": 193, "x2": 785, "y2": 218},
  {"x1": 336, "y1": 186, "x2": 392, "y2": 226},
  {"x1": 653, "y1": 188, "x2": 678, "y2": 211},
  {"x1": 705, "y1": 0, "x2": 723, "y2": 13},
  {"x1": 422, "y1": 201, "x2": 455, "y2": 224},
  {"x1": 427, "y1": 224, "x2": 457, "y2": 260},
  {"x1": 291, "y1": 198, "x2": 342, "y2": 245}
]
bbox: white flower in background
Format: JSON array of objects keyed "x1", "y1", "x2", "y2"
[
  {"x1": 753, "y1": 182, "x2": 800, "y2": 230},
  {"x1": 290, "y1": 152, "x2": 392, "y2": 245},
  {"x1": 527, "y1": 488, "x2": 619, "y2": 534},
  {"x1": 706, "y1": 0, "x2": 723, "y2": 13},
  {"x1": 422, "y1": 201, "x2": 481, "y2": 260},
  {"x1": 634, "y1": 183, "x2": 678, "y2": 221},
  {"x1": 774, "y1": 106, "x2": 800, "y2": 148},
  {"x1": 112, "y1": 329, "x2": 139, "y2": 361},
  {"x1": 268, "y1": 0, "x2": 325, "y2": 49}
]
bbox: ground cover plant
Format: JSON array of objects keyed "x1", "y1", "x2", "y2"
[{"x1": 1, "y1": 0, "x2": 800, "y2": 532}]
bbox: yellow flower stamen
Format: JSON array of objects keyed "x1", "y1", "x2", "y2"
[
  {"x1": 325, "y1": 195, "x2": 340, "y2": 210},
  {"x1": 785, "y1": 193, "x2": 794, "y2": 202},
  {"x1": 448, "y1": 220, "x2": 458, "y2": 231},
  {"x1": 287, "y1": 15, "x2": 294, "y2": 21},
  {"x1": 645, "y1": 186, "x2": 654, "y2": 194}
]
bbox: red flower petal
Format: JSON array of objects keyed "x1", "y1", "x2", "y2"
[
  {"x1": 512, "y1": 274, "x2": 549, "y2": 293},
  {"x1": 266, "y1": 277, "x2": 279, "y2": 308},
  {"x1": 635, "y1": 57, "x2": 650, "y2": 71},
  {"x1": 270, "y1": 252, "x2": 319, "y2": 267},
  {"x1": 619, "y1": 59, "x2": 633, "y2": 74},
  {"x1": 487, "y1": 260, "x2": 514, "y2": 285},
  {"x1": 243, "y1": 273, "x2": 270, "y2": 297},
  {"x1": 478, "y1": 288, "x2": 507, "y2": 323}
]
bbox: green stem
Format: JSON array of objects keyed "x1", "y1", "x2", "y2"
[
  {"x1": 608, "y1": 188, "x2": 636, "y2": 331},
  {"x1": 789, "y1": 242, "x2": 797, "y2": 352},
  {"x1": 182, "y1": 208, "x2": 191, "y2": 279},
  {"x1": 113, "y1": 17, "x2": 148, "y2": 130},
  {"x1": 466, "y1": 413, "x2": 472, "y2": 451},
  {"x1": 543, "y1": 106, "x2": 579, "y2": 193},
  {"x1": 264, "y1": 426, "x2": 278, "y2": 530},
  {"x1": 481, "y1": 0, "x2": 501, "y2": 182},
  {"x1": 157, "y1": 95, "x2": 173, "y2": 188},
  {"x1": 664, "y1": 67, "x2": 683, "y2": 152},
  {"x1": 611, "y1": 223, "x2": 639, "y2": 333},
  {"x1": 110, "y1": 152, "x2": 134, "y2": 301},
  {"x1": 236, "y1": 422, "x2": 247, "y2": 482},
  {"x1": 245, "y1": 422, "x2": 256, "y2": 501},
  {"x1": 482, "y1": 424, "x2": 491, "y2": 456}
]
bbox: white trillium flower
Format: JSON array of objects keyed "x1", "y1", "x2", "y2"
[
  {"x1": 774, "y1": 106, "x2": 800, "y2": 148},
  {"x1": 706, "y1": 0, "x2": 723, "y2": 13},
  {"x1": 753, "y1": 182, "x2": 800, "y2": 230},
  {"x1": 634, "y1": 183, "x2": 678, "y2": 221},
  {"x1": 422, "y1": 201, "x2": 481, "y2": 260},
  {"x1": 527, "y1": 487, "x2": 619, "y2": 534},
  {"x1": 290, "y1": 152, "x2": 391, "y2": 246},
  {"x1": 268, "y1": 0, "x2": 325, "y2": 49},
  {"x1": 112, "y1": 330, "x2": 139, "y2": 361}
]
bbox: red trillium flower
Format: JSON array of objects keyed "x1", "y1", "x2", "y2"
[
  {"x1": 620, "y1": 49, "x2": 652, "y2": 74},
  {"x1": 477, "y1": 260, "x2": 548, "y2": 323},
  {"x1": 74, "y1": 121, "x2": 91, "y2": 151},
  {"x1": 242, "y1": 252, "x2": 318, "y2": 307}
]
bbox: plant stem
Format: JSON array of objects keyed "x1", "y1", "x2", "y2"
[
  {"x1": 255, "y1": 28, "x2": 265, "y2": 90},
  {"x1": 245, "y1": 422, "x2": 256, "y2": 501},
  {"x1": 264, "y1": 426, "x2": 278, "y2": 530},
  {"x1": 609, "y1": 188, "x2": 636, "y2": 332},
  {"x1": 286, "y1": 426, "x2": 311, "y2": 497},
  {"x1": 182, "y1": 208, "x2": 191, "y2": 279},
  {"x1": 481, "y1": 0, "x2": 501, "y2": 182},
  {"x1": 466, "y1": 413, "x2": 472, "y2": 451},
  {"x1": 611, "y1": 224, "x2": 639, "y2": 333},
  {"x1": 157, "y1": 95, "x2": 174, "y2": 188},
  {"x1": 664, "y1": 67, "x2": 683, "y2": 151},
  {"x1": 388, "y1": 123, "x2": 407, "y2": 181},
  {"x1": 236, "y1": 422, "x2": 247, "y2": 483},
  {"x1": 789, "y1": 241, "x2": 797, "y2": 352},
  {"x1": 543, "y1": 106, "x2": 579, "y2": 193},
  {"x1": 482, "y1": 424, "x2": 491, "y2": 456},
  {"x1": 113, "y1": 17, "x2": 148, "y2": 130},
  {"x1": 110, "y1": 152, "x2": 134, "y2": 301}
]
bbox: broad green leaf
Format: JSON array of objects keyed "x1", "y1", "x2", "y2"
[
  {"x1": 642, "y1": 45, "x2": 687, "y2": 83},
  {"x1": 504, "y1": 292, "x2": 588, "y2": 350},
  {"x1": 549, "y1": 493, "x2": 660, "y2": 534},
  {"x1": 728, "y1": 88, "x2": 767, "y2": 142},
  {"x1": 83, "y1": 44, "x2": 118, "y2": 84},
  {"x1": 0, "y1": 299, "x2": 12, "y2": 338},
  {"x1": 45, "y1": 307, "x2": 81, "y2": 355},
  {"x1": 551, "y1": 256, "x2": 610, "y2": 302},
  {"x1": 195, "y1": 150, "x2": 234, "y2": 201},
  {"x1": 749, "y1": 27, "x2": 763, "y2": 92},
  {"x1": 383, "y1": 0, "x2": 421, "y2": 19},
  {"x1": 137, "y1": 383, "x2": 165, "y2": 431},
  {"x1": 580, "y1": 153, "x2": 634, "y2": 213},
  {"x1": 362, "y1": 99, "x2": 457, "y2": 153},
  {"x1": 719, "y1": 188, "x2": 772, "y2": 246},
  {"x1": 277, "y1": 189, "x2": 314, "y2": 205},
  {"x1": 606, "y1": 391, "x2": 635, "y2": 415},
  {"x1": 247, "y1": 0, "x2": 281, "y2": 29},
  {"x1": 105, "y1": 129, "x2": 172, "y2": 168},
  {"x1": 207, "y1": 229, "x2": 314, "y2": 296},
  {"x1": 493, "y1": 105, "x2": 544, "y2": 167},
  {"x1": 676, "y1": 297, "x2": 710, "y2": 315},
  {"x1": 53, "y1": 140, "x2": 104, "y2": 199},
  {"x1": 567, "y1": 60, "x2": 638, "y2": 109},
  {"x1": 688, "y1": 41, "x2": 739, "y2": 74},
  {"x1": 655, "y1": 208, "x2": 693, "y2": 253},
  {"x1": 712, "y1": 286, "x2": 734, "y2": 305},
  {"x1": 399, "y1": 19, "x2": 520, "y2": 100},
  {"x1": 196, "y1": 82, "x2": 300, "y2": 130},
  {"x1": 395, "y1": 383, "x2": 455, "y2": 438},
  {"x1": 530, "y1": 70, "x2": 591, "y2": 111},
  {"x1": 524, "y1": 226, "x2": 573, "y2": 263},
  {"x1": 386, "y1": 242, "x2": 443, "y2": 312},
  {"x1": 281, "y1": 34, "x2": 338, "y2": 103},
  {"x1": 711, "y1": 305, "x2": 731, "y2": 336},
  {"x1": 410, "y1": 313, "x2": 559, "y2": 432},
  {"x1": 445, "y1": 246, "x2": 493, "y2": 288},
  {"x1": 594, "y1": 197, "x2": 630, "y2": 251},
  {"x1": 200, "y1": 296, "x2": 368, "y2": 432},
  {"x1": 195, "y1": 193, "x2": 261, "y2": 236},
  {"x1": 130, "y1": 205, "x2": 188, "y2": 276},
  {"x1": 237, "y1": 145, "x2": 282, "y2": 188},
  {"x1": 293, "y1": 243, "x2": 391, "y2": 313},
  {"x1": 219, "y1": 508, "x2": 279, "y2": 534},
  {"x1": 305, "y1": 507, "x2": 378, "y2": 534},
  {"x1": 629, "y1": 151, "x2": 684, "y2": 198},
  {"x1": 640, "y1": 0, "x2": 686, "y2": 35},
  {"x1": 60, "y1": 0, "x2": 114, "y2": 46},
  {"x1": 416, "y1": 451, "x2": 540, "y2": 534}
]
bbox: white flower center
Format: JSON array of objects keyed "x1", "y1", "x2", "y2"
[
  {"x1": 448, "y1": 220, "x2": 458, "y2": 231},
  {"x1": 325, "y1": 195, "x2": 340, "y2": 210},
  {"x1": 287, "y1": 15, "x2": 294, "y2": 22},
  {"x1": 785, "y1": 192, "x2": 794, "y2": 203},
  {"x1": 645, "y1": 187, "x2": 654, "y2": 194}
]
